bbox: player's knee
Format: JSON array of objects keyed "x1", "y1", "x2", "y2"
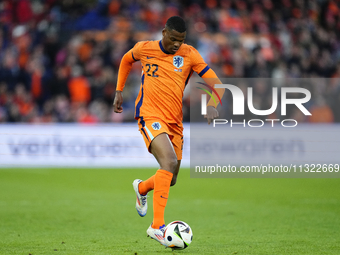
[
  {"x1": 168, "y1": 157, "x2": 178, "y2": 173},
  {"x1": 170, "y1": 176, "x2": 177, "y2": 186},
  {"x1": 161, "y1": 156, "x2": 177, "y2": 172}
]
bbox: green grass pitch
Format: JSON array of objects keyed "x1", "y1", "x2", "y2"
[{"x1": 0, "y1": 168, "x2": 339, "y2": 255}]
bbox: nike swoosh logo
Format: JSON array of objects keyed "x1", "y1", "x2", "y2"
[
  {"x1": 147, "y1": 56, "x2": 155, "y2": 59},
  {"x1": 160, "y1": 195, "x2": 168, "y2": 199}
]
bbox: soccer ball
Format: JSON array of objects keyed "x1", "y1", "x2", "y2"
[{"x1": 164, "y1": 221, "x2": 193, "y2": 250}]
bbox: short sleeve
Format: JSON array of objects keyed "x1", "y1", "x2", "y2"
[{"x1": 190, "y1": 47, "x2": 210, "y2": 77}]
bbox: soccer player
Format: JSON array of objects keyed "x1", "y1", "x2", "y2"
[{"x1": 113, "y1": 16, "x2": 224, "y2": 246}]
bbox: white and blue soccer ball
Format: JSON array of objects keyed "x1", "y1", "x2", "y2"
[{"x1": 164, "y1": 221, "x2": 193, "y2": 250}]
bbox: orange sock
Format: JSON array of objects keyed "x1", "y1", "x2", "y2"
[
  {"x1": 152, "y1": 169, "x2": 173, "y2": 229},
  {"x1": 138, "y1": 175, "x2": 155, "y2": 195}
]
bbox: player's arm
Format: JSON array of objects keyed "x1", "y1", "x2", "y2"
[
  {"x1": 113, "y1": 48, "x2": 139, "y2": 113},
  {"x1": 201, "y1": 69, "x2": 225, "y2": 124},
  {"x1": 191, "y1": 47, "x2": 225, "y2": 124},
  {"x1": 201, "y1": 69, "x2": 225, "y2": 109}
]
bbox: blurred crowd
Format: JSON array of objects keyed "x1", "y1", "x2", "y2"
[{"x1": 1, "y1": 0, "x2": 340, "y2": 123}]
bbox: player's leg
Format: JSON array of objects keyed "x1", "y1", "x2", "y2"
[
  {"x1": 135, "y1": 120, "x2": 183, "y2": 187},
  {"x1": 169, "y1": 123, "x2": 184, "y2": 187},
  {"x1": 171, "y1": 160, "x2": 181, "y2": 186},
  {"x1": 140, "y1": 122, "x2": 184, "y2": 246},
  {"x1": 139, "y1": 143, "x2": 181, "y2": 192},
  {"x1": 149, "y1": 133, "x2": 177, "y2": 229},
  {"x1": 150, "y1": 132, "x2": 178, "y2": 173},
  {"x1": 138, "y1": 175, "x2": 155, "y2": 195},
  {"x1": 134, "y1": 119, "x2": 173, "y2": 219},
  {"x1": 136, "y1": 144, "x2": 181, "y2": 219},
  {"x1": 145, "y1": 132, "x2": 177, "y2": 246},
  {"x1": 134, "y1": 129, "x2": 181, "y2": 218}
]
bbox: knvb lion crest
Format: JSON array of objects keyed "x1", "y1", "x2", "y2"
[
  {"x1": 173, "y1": 56, "x2": 184, "y2": 68},
  {"x1": 152, "y1": 122, "x2": 161, "y2": 130}
]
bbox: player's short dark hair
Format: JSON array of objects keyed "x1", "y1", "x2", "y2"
[{"x1": 165, "y1": 16, "x2": 186, "y2": 33}]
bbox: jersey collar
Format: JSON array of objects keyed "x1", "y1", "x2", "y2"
[{"x1": 159, "y1": 40, "x2": 171, "y2": 54}]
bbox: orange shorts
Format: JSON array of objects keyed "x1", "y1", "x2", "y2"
[{"x1": 138, "y1": 118, "x2": 184, "y2": 160}]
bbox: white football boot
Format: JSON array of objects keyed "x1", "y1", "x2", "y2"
[
  {"x1": 146, "y1": 224, "x2": 167, "y2": 247},
  {"x1": 132, "y1": 179, "x2": 147, "y2": 217}
]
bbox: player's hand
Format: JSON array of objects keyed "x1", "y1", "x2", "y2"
[
  {"x1": 113, "y1": 91, "x2": 123, "y2": 113},
  {"x1": 204, "y1": 106, "x2": 219, "y2": 125}
]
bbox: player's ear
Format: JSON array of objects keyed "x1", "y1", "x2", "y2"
[{"x1": 162, "y1": 28, "x2": 166, "y2": 38}]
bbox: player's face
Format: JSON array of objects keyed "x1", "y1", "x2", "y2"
[{"x1": 162, "y1": 28, "x2": 186, "y2": 54}]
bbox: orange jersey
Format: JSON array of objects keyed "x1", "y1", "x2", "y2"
[{"x1": 120, "y1": 40, "x2": 211, "y2": 124}]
